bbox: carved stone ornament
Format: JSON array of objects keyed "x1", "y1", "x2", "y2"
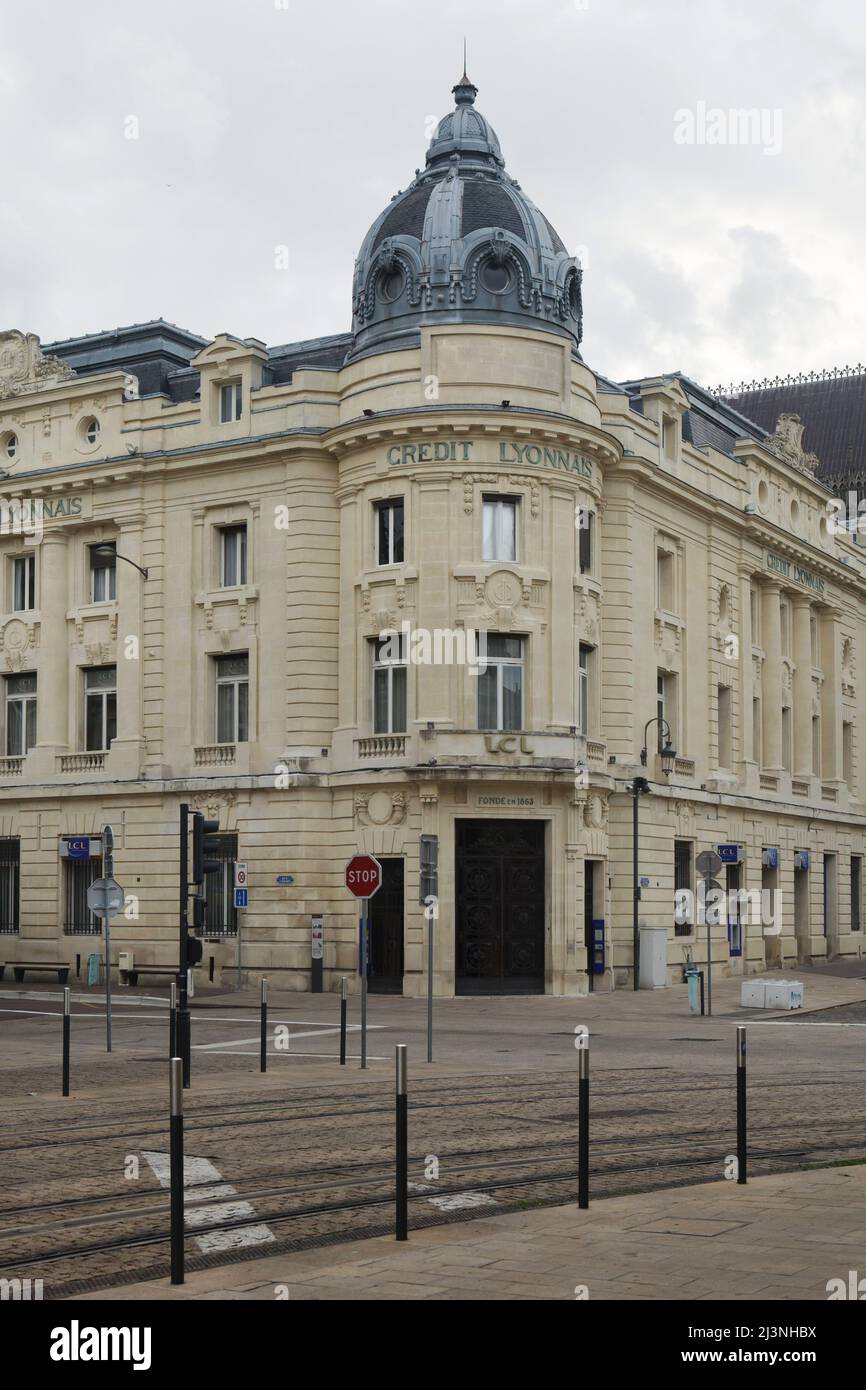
[
  {"x1": 763, "y1": 413, "x2": 819, "y2": 478},
  {"x1": 0, "y1": 331, "x2": 76, "y2": 399},
  {"x1": 484, "y1": 570, "x2": 521, "y2": 609},
  {"x1": 583, "y1": 794, "x2": 607, "y2": 830}
]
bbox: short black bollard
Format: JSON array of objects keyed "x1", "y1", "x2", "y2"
[
  {"x1": 737, "y1": 1025, "x2": 747, "y2": 1184},
  {"x1": 62, "y1": 987, "x2": 70, "y2": 1097},
  {"x1": 339, "y1": 976, "x2": 347, "y2": 1065},
  {"x1": 698, "y1": 970, "x2": 706, "y2": 1017},
  {"x1": 169, "y1": 981, "x2": 177, "y2": 1060},
  {"x1": 170, "y1": 1057, "x2": 184, "y2": 1285},
  {"x1": 396, "y1": 1044, "x2": 408, "y2": 1241},
  {"x1": 260, "y1": 978, "x2": 268, "y2": 1073},
  {"x1": 578, "y1": 1038, "x2": 589, "y2": 1209}
]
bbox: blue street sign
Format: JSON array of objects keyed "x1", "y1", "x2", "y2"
[
  {"x1": 275, "y1": 875, "x2": 294, "y2": 885},
  {"x1": 234, "y1": 887, "x2": 248, "y2": 909},
  {"x1": 718, "y1": 844, "x2": 740, "y2": 864},
  {"x1": 65, "y1": 836, "x2": 90, "y2": 860}
]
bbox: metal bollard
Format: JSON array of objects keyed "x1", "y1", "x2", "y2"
[
  {"x1": 578, "y1": 1040, "x2": 589, "y2": 1209},
  {"x1": 62, "y1": 987, "x2": 70, "y2": 1097},
  {"x1": 698, "y1": 970, "x2": 706, "y2": 1017},
  {"x1": 260, "y1": 978, "x2": 268, "y2": 1074},
  {"x1": 339, "y1": 977, "x2": 347, "y2": 1065},
  {"x1": 395, "y1": 1045, "x2": 408, "y2": 1241},
  {"x1": 737, "y1": 1026, "x2": 747, "y2": 1185},
  {"x1": 169, "y1": 981, "x2": 177, "y2": 1059},
  {"x1": 170, "y1": 1057, "x2": 184, "y2": 1285}
]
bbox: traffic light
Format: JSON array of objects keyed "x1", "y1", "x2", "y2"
[
  {"x1": 185, "y1": 933, "x2": 203, "y2": 968},
  {"x1": 419, "y1": 833, "x2": 439, "y2": 904},
  {"x1": 192, "y1": 813, "x2": 221, "y2": 884},
  {"x1": 191, "y1": 895, "x2": 206, "y2": 932}
]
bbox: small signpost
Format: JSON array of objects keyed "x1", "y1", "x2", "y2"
[
  {"x1": 345, "y1": 854, "x2": 382, "y2": 1069},
  {"x1": 696, "y1": 849, "x2": 723, "y2": 1016},
  {"x1": 87, "y1": 825, "x2": 124, "y2": 1052}
]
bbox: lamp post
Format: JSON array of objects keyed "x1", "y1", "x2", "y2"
[
  {"x1": 91, "y1": 542, "x2": 149, "y2": 582},
  {"x1": 640, "y1": 718, "x2": 677, "y2": 774},
  {"x1": 632, "y1": 719, "x2": 677, "y2": 991},
  {"x1": 632, "y1": 775, "x2": 650, "y2": 990}
]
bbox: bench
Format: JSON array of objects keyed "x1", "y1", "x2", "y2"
[
  {"x1": 2, "y1": 961, "x2": 70, "y2": 984},
  {"x1": 124, "y1": 967, "x2": 178, "y2": 987}
]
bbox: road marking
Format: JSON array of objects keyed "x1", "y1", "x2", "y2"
[
  {"x1": 199, "y1": 1049, "x2": 390, "y2": 1060},
  {"x1": 142, "y1": 1151, "x2": 275, "y2": 1252},
  {"x1": 407, "y1": 1179, "x2": 498, "y2": 1212},
  {"x1": 742, "y1": 1020, "x2": 866, "y2": 1027},
  {"x1": 429, "y1": 1192, "x2": 498, "y2": 1211},
  {"x1": 192, "y1": 1024, "x2": 383, "y2": 1051}
]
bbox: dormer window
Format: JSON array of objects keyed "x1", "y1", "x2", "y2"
[
  {"x1": 3, "y1": 433, "x2": 18, "y2": 461},
  {"x1": 219, "y1": 382, "x2": 242, "y2": 423}
]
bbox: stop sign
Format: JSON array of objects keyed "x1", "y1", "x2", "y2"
[{"x1": 345, "y1": 853, "x2": 382, "y2": 899}]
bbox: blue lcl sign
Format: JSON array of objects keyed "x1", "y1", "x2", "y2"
[
  {"x1": 64, "y1": 836, "x2": 90, "y2": 861},
  {"x1": 717, "y1": 844, "x2": 740, "y2": 864}
]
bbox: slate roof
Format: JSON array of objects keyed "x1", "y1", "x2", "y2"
[{"x1": 722, "y1": 370, "x2": 866, "y2": 489}]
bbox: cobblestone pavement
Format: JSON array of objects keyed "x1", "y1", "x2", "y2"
[{"x1": 2, "y1": 973, "x2": 866, "y2": 1298}]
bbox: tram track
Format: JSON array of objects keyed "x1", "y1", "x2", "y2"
[{"x1": 2, "y1": 1063, "x2": 865, "y2": 1296}]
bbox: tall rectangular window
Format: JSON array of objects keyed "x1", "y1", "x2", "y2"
[
  {"x1": 852, "y1": 855, "x2": 862, "y2": 933},
  {"x1": 90, "y1": 544, "x2": 117, "y2": 602},
  {"x1": 478, "y1": 635, "x2": 523, "y2": 731},
  {"x1": 482, "y1": 498, "x2": 517, "y2": 562},
  {"x1": 12, "y1": 555, "x2": 35, "y2": 612},
  {"x1": 85, "y1": 667, "x2": 116, "y2": 751},
  {"x1": 372, "y1": 634, "x2": 407, "y2": 734},
  {"x1": 5, "y1": 673, "x2": 36, "y2": 756},
  {"x1": 674, "y1": 840, "x2": 694, "y2": 936},
  {"x1": 216, "y1": 655, "x2": 249, "y2": 743},
  {"x1": 0, "y1": 839, "x2": 20, "y2": 933},
  {"x1": 221, "y1": 525, "x2": 247, "y2": 587},
  {"x1": 781, "y1": 705, "x2": 792, "y2": 772},
  {"x1": 750, "y1": 587, "x2": 760, "y2": 645},
  {"x1": 657, "y1": 548, "x2": 675, "y2": 612},
  {"x1": 752, "y1": 697, "x2": 762, "y2": 765},
  {"x1": 718, "y1": 685, "x2": 732, "y2": 769},
  {"x1": 63, "y1": 854, "x2": 103, "y2": 934},
  {"x1": 578, "y1": 509, "x2": 593, "y2": 574},
  {"x1": 578, "y1": 644, "x2": 593, "y2": 735},
  {"x1": 657, "y1": 670, "x2": 677, "y2": 749},
  {"x1": 375, "y1": 500, "x2": 404, "y2": 566},
  {"x1": 843, "y1": 720, "x2": 854, "y2": 786},
  {"x1": 219, "y1": 382, "x2": 242, "y2": 423}
]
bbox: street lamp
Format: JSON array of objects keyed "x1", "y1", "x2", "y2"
[
  {"x1": 640, "y1": 717, "x2": 677, "y2": 776},
  {"x1": 91, "y1": 542, "x2": 148, "y2": 582},
  {"x1": 631, "y1": 775, "x2": 650, "y2": 990}
]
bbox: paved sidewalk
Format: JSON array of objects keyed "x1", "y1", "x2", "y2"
[{"x1": 81, "y1": 1165, "x2": 866, "y2": 1302}]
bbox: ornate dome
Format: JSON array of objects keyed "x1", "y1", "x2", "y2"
[{"x1": 348, "y1": 71, "x2": 583, "y2": 362}]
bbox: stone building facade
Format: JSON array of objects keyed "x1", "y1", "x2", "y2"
[{"x1": 0, "y1": 72, "x2": 863, "y2": 995}]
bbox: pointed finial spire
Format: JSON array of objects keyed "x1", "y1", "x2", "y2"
[{"x1": 453, "y1": 42, "x2": 477, "y2": 105}]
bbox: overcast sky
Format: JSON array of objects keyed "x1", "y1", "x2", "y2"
[{"x1": 1, "y1": 0, "x2": 863, "y2": 389}]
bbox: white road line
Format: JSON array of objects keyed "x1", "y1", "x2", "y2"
[
  {"x1": 200, "y1": 1049, "x2": 390, "y2": 1059},
  {"x1": 742, "y1": 1019, "x2": 866, "y2": 1027},
  {"x1": 142, "y1": 1151, "x2": 275, "y2": 1252}
]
